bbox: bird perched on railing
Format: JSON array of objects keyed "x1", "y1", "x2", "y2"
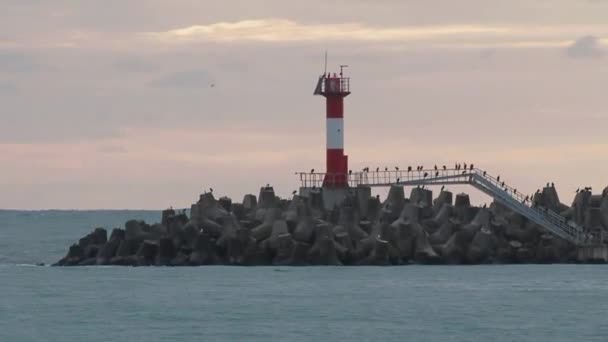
[
  {"x1": 434, "y1": 165, "x2": 438, "y2": 171},
  {"x1": 443, "y1": 165, "x2": 447, "y2": 170},
  {"x1": 440, "y1": 185, "x2": 445, "y2": 191},
  {"x1": 483, "y1": 171, "x2": 486, "y2": 176},
  {"x1": 470, "y1": 164, "x2": 474, "y2": 170},
  {"x1": 407, "y1": 166, "x2": 412, "y2": 172},
  {"x1": 423, "y1": 172, "x2": 428, "y2": 178},
  {"x1": 464, "y1": 163, "x2": 467, "y2": 169},
  {"x1": 497, "y1": 175, "x2": 501, "y2": 182},
  {"x1": 435, "y1": 171, "x2": 439, "y2": 177},
  {"x1": 395, "y1": 166, "x2": 399, "y2": 171},
  {"x1": 310, "y1": 169, "x2": 314, "y2": 174}
]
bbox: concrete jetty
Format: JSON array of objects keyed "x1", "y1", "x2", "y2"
[{"x1": 54, "y1": 184, "x2": 608, "y2": 266}]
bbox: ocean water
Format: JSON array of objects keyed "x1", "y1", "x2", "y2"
[{"x1": 1, "y1": 210, "x2": 608, "y2": 341}]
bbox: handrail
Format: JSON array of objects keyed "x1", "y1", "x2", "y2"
[{"x1": 296, "y1": 166, "x2": 589, "y2": 245}]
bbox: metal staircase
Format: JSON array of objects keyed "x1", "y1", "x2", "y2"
[{"x1": 297, "y1": 167, "x2": 589, "y2": 246}]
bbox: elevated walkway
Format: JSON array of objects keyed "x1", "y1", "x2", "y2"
[{"x1": 297, "y1": 167, "x2": 590, "y2": 246}]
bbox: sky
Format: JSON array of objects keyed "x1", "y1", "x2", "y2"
[{"x1": 1, "y1": 0, "x2": 607, "y2": 209}]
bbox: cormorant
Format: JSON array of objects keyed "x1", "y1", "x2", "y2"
[
  {"x1": 464, "y1": 163, "x2": 467, "y2": 169},
  {"x1": 576, "y1": 188, "x2": 580, "y2": 193},
  {"x1": 501, "y1": 181, "x2": 505, "y2": 187},
  {"x1": 483, "y1": 171, "x2": 486, "y2": 176},
  {"x1": 376, "y1": 167, "x2": 380, "y2": 172},
  {"x1": 423, "y1": 172, "x2": 428, "y2": 178},
  {"x1": 210, "y1": 187, "x2": 213, "y2": 193},
  {"x1": 292, "y1": 190, "x2": 297, "y2": 195},
  {"x1": 385, "y1": 167, "x2": 388, "y2": 172},
  {"x1": 435, "y1": 171, "x2": 439, "y2": 177},
  {"x1": 483, "y1": 203, "x2": 487, "y2": 209},
  {"x1": 396, "y1": 178, "x2": 400, "y2": 183},
  {"x1": 443, "y1": 165, "x2": 447, "y2": 170},
  {"x1": 349, "y1": 170, "x2": 352, "y2": 175},
  {"x1": 551, "y1": 182, "x2": 554, "y2": 188},
  {"x1": 395, "y1": 166, "x2": 399, "y2": 171},
  {"x1": 310, "y1": 169, "x2": 315, "y2": 173},
  {"x1": 434, "y1": 165, "x2": 438, "y2": 171},
  {"x1": 441, "y1": 185, "x2": 445, "y2": 191},
  {"x1": 470, "y1": 164, "x2": 474, "y2": 170},
  {"x1": 407, "y1": 166, "x2": 412, "y2": 172},
  {"x1": 497, "y1": 175, "x2": 500, "y2": 182}
]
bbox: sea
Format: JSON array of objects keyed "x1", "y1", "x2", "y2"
[{"x1": 1, "y1": 210, "x2": 608, "y2": 341}]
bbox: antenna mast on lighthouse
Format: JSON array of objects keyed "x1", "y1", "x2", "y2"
[{"x1": 313, "y1": 59, "x2": 351, "y2": 187}]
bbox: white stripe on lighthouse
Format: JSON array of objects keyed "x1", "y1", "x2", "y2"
[{"x1": 326, "y1": 118, "x2": 344, "y2": 149}]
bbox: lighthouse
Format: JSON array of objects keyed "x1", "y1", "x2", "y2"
[{"x1": 313, "y1": 66, "x2": 350, "y2": 187}]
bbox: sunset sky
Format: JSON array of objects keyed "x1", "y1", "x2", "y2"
[{"x1": 1, "y1": 0, "x2": 607, "y2": 209}]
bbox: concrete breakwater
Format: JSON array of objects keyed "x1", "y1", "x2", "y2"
[{"x1": 54, "y1": 184, "x2": 608, "y2": 266}]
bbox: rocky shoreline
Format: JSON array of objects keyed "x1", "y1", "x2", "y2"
[{"x1": 54, "y1": 184, "x2": 608, "y2": 266}]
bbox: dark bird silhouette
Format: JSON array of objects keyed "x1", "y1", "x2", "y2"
[
  {"x1": 464, "y1": 163, "x2": 467, "y2": 169},
  {"x1": 454, "y1": 163, "x2": 458, "y2": 169},
  {"x1": 483, "y1": 203, "x2": 487, "y2": 209},
  {"x1": 501, "y1": 181, "x2": 505, "y2": 187},
  {"x1": 210, "y1": 187, "x2": 213, "y2": 193},
  {"x1": 395, "y1": 166, "x2": 399, "y2": 171},
  {"x1": 310, "y1": 169, "x2": 315, "y2": 173},
  {"x1": 385, "y1": 167, "x2": 388, "y2": 172},
  {"x1": 396, "y1": 178, "x2": 400, "y2": 183},
  {"x1": 348, "y1": 170, "x2": 352, "y2": 175},
  {"x1": 497, "y1": 175, "x2": 501, "y2": 182},
  {"x1": 292, "y1": 190, "x2": 297, "y2": 195},
  {"x1": 551, "y1": 182, "x2": 554, "y2": 188},
  {"x1": 376, "y1": 167, "x2": 380, "y2": 172},
  {"x1": 462, "y1": 171, "x2": 467, "y2": 175},
  {"x1": 443, "y1": 165, "x2": 447, "y2": 170},
  {"x1": 514, "y1": 189, "x2": 517, "y2": 194},
  {"x1": 525, "y1": 195, "x2": 529, "y2": 201},
  {"x1": 546, "y1": 182, "x2": 550, "y2": 187},
  {"x1": 441, "y1": 185, "x2": 445, "y2": 191},
  {"x1": 434, "y1": 165, "x2": 438, "y2": 171},
  {"x1": 376, "y1": 194, "x2": 380, "y2": 199},
  {"x1": 576, "y1": 188, "x2": 580, "y2": 193},
  {"x1": 470, "y1": 164, "x2": 473, "y2": 170},
  {"x1": 483, "y1": 171, "x2": 486, "y2": 176},
  {"x1": 435, "y1": 171, "x2": 439, "y2": 177},
  {"x1": 407, "y1": 166, "x2": 412, "y2": 172},
  {"x1": 266, "y1": 183, "x2": 270, "y2": 187},
  {"x1": 423, "y1": 172, "x2": 428, "y2": 178}
]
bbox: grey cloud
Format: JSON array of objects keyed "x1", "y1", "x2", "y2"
[
  {"x1": 0, "y1": 82, "x2": 17, "y2": 93},
  {"x1": 0, "y1": 51, "x2": 40, "y2": 72},
  {"x1": 566, "y1": 35, "x2": 604, "y2": 58},
  {"x1": 113, "y1": 58, "x2": 157, "y2": 73},
  {"x1": 151, "y1": 69, "x2": 213, "y2": 88}
]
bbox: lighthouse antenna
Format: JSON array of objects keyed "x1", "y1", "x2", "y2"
[
  {"x1": 340, "y1": 64, "x2": 348, "y2": 77},
  {"x1": 324, "y1": 51, "x2": 328, "y2": 75}
]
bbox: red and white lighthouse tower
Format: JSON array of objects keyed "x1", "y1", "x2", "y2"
[{"x1": 314, "y1": 66, "x2": 351, "y2": 187}]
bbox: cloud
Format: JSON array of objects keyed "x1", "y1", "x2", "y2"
[
  {"x1": 0, "y1": 82, "x2": 17, "y2": 93},
  {"x1": 566, "y1": 35, "x2": 604, "y2": 58},
  {"x1": 149, "y1": 19, "x2": 608, "y2": 49},
  {"x1": 151, "y1": 69, "x2": 213, "y2": 88},
  {"x1": 0, "y1": 51, "x2": 40, "y2": 72},
  {"x1": 113, "y1": 58, "x2": 156, "y2": 72}
]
